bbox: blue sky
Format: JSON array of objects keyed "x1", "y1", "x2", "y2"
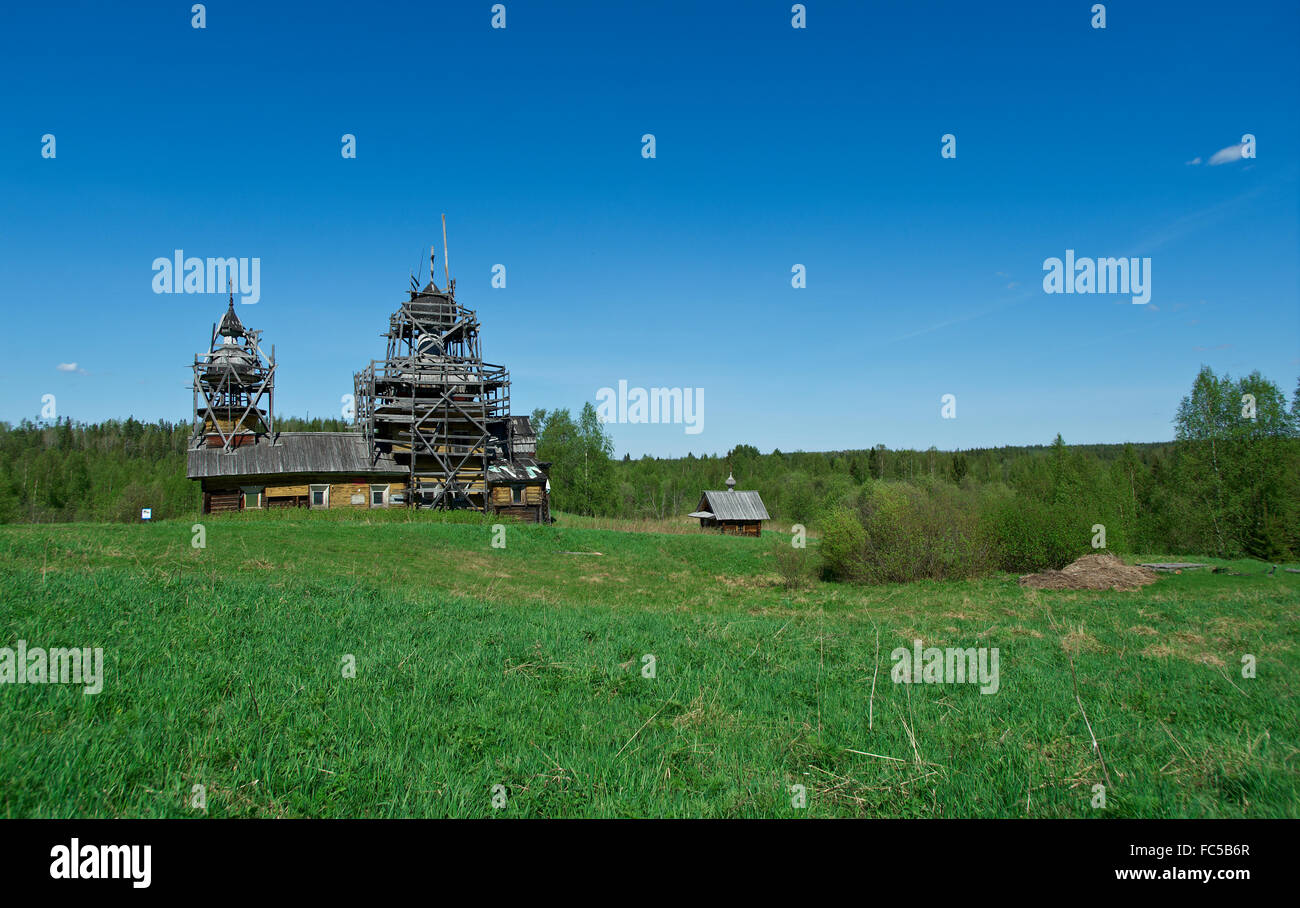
[{"x1": 1, "y1": 0, "x2": 1297, "y2": 457}]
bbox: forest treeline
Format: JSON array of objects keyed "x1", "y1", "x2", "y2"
[
  {"x1": 0, "y1": 416, "x2": 346, "y2": 524},
  {"x1": 532, "y1": 366, "x2": 1300, "y2": 568},
  {"x1": 2, "y1": 367, "x2": 1297, "y2": 568}
]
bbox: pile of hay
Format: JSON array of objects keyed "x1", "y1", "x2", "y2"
[{"x1": 1018, "y1": 553, "x2": 1158, "y2": 591}]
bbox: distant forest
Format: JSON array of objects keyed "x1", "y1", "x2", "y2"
[{"x1": 2, "y1": 367, "x2": 1297, "y2": 562}]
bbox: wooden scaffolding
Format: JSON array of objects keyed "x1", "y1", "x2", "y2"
[
  {"x1": 354, "y1": 269, "x2": 510, "y2": 510},
  {"x1": 191, "y1": 296, "x2": 275, "y2": 451}
]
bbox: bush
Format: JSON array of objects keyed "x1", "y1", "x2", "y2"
[
  {"x1": 853, "y1": 481, "x2": 995, "y2": 583},
  {"x1": 771, "y1": 538, "x2": 818, "y2": 590},
  {"x1": 819, "y1": 483, "x2": 997, "y2": 584},
  {"x1": 819, "y1": 507, "x2": 866, "y2": 580},
  {"x1": 989, "y1": 495, "x2": 1090, "y2": 573}
]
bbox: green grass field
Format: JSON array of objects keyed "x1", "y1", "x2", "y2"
[{"x1": 1, "y1": 513, "x2": 1297, "y2": 818}]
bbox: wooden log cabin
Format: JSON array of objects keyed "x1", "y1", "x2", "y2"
[
  {"x1": 689, "y1": 473, "x2": 770, "y2": 536},
  {"x1": 188, "y1": 432, "x2": 409, "y2": 513},
  {"x1": 487, "y1": 458, "x2": 550, "y2": 523},
  {"x1": 189, "y1": 430, "x2": 550, "y2": 519}
]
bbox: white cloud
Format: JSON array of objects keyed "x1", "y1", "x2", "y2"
[
  {"x1": 1208, "y1": 143, "x2": 1245, "y2": 166},
  {"x1": 1185, "y1": 156, "x2": 1201, "y2": 166},
  {"x1": 56, "y1": 362, "x2": 87, "y2": 374}
]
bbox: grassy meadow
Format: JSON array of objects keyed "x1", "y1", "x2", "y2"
[{"x1": 0, "y1": 512, "x2": 1297, "y2": 818}]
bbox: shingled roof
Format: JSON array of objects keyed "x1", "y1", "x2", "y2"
[
  {"x1": 217, "y1": 301, "x2": 245, "y2": 338},
  {"x1": 187, "y1": 432, "x2": 402, "y2": 479},
  {"x1": 697, "y1": 489, "x2": 770, "y2": 521},
  {"x1": 487, "y1": 459, "x2": 548, "y2": 482}
]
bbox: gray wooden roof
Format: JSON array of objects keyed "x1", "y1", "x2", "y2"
[
  {"x1": 700, "y1": 490, "x2": 769, "y2": 521},
  {"x1": 217, "y1": 301, "x2": 245, "y2": 337},
  {"x1": 487, "y1": 459, "x2": 548, "y2": 482},
  {"x1": 187, "y1": 432, "x2": 402, "y2": 479}
]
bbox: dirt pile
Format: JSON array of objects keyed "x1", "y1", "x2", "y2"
[{"x1": 1018, "y1": 553, "x2": 1158, "y2": 591}]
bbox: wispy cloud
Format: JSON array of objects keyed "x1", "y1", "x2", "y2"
[
  {"x1": 881, "y1": 286, "x2": 1039, "y2": 346},
  {"x1": 56, "y1": 362, "x2": 87, "y2": 375},
  {"x1": 879, "y1": 173, "x2": 1288, "y2": 348},
  {"x1": 1186, "y1": 139, "x2": 1253, "y2": 167},
  {"x1": 1208, "y1": 142, "x2": 1246, "y2": 166},
  {"x1": 1132, "y1": 181, "x2": 1274, "y2": 255}
]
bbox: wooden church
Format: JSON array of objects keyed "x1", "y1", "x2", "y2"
[
  {"x1": 689, "y1": 473, "x2": 769, "y2": 536},
  {"x1": 187, "y1": 240, "x2": 550, "y2": 521}
]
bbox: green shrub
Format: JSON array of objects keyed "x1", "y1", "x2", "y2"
[
  {"x1": 770, "y1": 538, "x2": 818, "y2": 590},
  {"x1": 989, "y1": 495, "x2": 1090, "y2": 572},
  {"x1": 853, "y1": 480, "x2": 995, "y2": 583},
  {"x1": 818, "y1": 507, "x2": 866, "y2": 580},
  {"x1": 819, "y1": 483, "x2": 996, "y2": 584}
]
